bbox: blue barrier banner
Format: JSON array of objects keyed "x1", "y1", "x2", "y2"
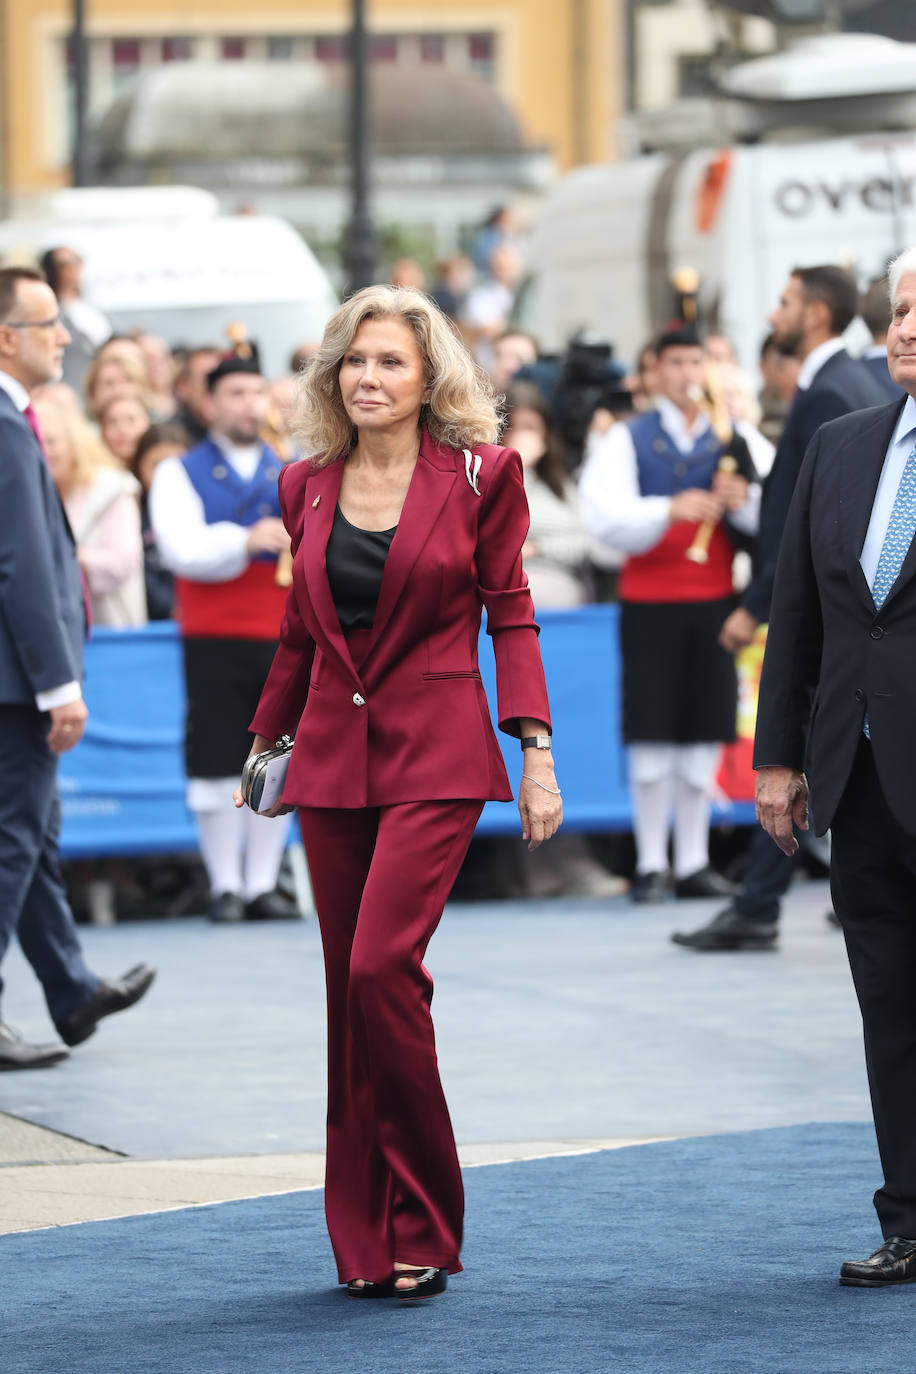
[{"x1": 58, "y1": 612, "x2": 755, "y2": 858}]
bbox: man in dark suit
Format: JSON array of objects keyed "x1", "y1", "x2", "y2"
[
  {"x1": 0, "y1": 267, "x2": 154, "y2": 1070},
  {"x1": 755, "y1": 248, "x2": 916, "y2": 1285},
  {"x1": 861, "y1": 275, "x2": 907, "y2": 403},
  {"x1": 674, "y1": 265, "x2": 887, "y2": 952}
]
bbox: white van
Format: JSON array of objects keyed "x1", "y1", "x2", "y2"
[
  {"x1": 0, "y1": 187, "x2": 337, "y2": 377},
  {"x1": 515, "y1": 134, "x2": 916, "y2": 371}
]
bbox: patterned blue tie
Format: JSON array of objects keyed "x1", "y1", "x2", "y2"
[
  {"x1": 864, "y1": 440, "x2": 916, "y2": 738},
  {"x1": 871, "y1": 440, "x2": 916, "y2": 609}
]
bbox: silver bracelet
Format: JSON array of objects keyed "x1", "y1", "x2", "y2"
[{"x1": 521, "y1": 773, "x2": 562, "y2": 796}]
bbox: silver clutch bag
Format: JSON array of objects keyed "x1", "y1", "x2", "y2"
[{"x1": 241, "y1": 735, "x2": 295, "y2": 815}]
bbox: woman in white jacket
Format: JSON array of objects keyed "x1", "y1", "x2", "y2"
[{"x1": 34, "y1": 398, "x2": 147, "y2": 627}]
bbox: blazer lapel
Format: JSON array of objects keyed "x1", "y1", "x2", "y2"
[
  {"x1": 840, "y1": 398, "x2": 907, "y2": 613},
  {"x1": 298, "y1": 460, "x2": 361, "y2": 684},
  {"x1": 364, "y1": 429, "x2": 457, "y2": 657}
]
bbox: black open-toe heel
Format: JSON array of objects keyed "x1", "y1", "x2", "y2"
[
  {"x1": 346, "y1": 1277, "x2": 395, "y2": 1299},
  {"x1": 394, "y1": 1267, "x2": 448, "y2": 1302}
]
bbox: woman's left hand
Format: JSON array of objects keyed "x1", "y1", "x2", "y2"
[{"x1": 518, "y1": 757, "x2": 562, "y2": 851}]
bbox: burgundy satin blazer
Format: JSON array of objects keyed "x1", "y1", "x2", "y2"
[{"x1": 249, "y1": 427, "x2": 551, "y2": 809}]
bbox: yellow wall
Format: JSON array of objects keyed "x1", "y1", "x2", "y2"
[{"x1": 2, "y1": 0, "x2": 622, "y2": 197}]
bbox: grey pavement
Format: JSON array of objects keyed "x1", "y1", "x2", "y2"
[{"x1": 0, "y1": 875, "x2": 873, "y2": 1233}]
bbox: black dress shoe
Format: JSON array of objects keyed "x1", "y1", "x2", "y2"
[
  {"x1": 56, "y1": 964, "x2": 157, "y2": 1047},
  {"x1": 840, "y1": 1237, "x2": 916, "y2": 1286},
  {"x1": 631, "y1": 870, "x2": 668, "y2": 904},
  {"x1": 244, "y1": 891, "x2": 299, "y2": 921},
  {"x1": 673, "y1": 867, "x2": 738, "y2": 900},
  {"x1": 209, "y1": 891, "x2": 245, "y2": 924},
  {"x1": 346, "y1": 1277, "x2": 395, "y2": 1300},
  {"x1": 0, "y1": 1022, "x2": 69, "y2": 1071},
  {"x1": 671, "y1": 905, "x2": 778, "y2": 951},
  {"x1": 394, "y1": 1267, "x2": 448, "y2": 1302}
]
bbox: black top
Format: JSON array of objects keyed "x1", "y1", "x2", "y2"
[{"x1": 325, "y1": 503, "x2": 396, "y2": 630}]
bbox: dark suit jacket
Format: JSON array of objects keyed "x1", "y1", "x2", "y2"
[
  {"x1": 741, "y1": 349, "x2": 888, "y2": 624},
  {"x1": 862, "y1": 350, "x2": 906, "y2": 402},
  {"x1": 250, "y1": 427, "x2": 552, "y2": 809},
  {"x1": 753, "y1": 395, "x2": 916, "y2": 835},
  {"x1": 0, "y1": 386, "x2": 84, "y2": 705}
]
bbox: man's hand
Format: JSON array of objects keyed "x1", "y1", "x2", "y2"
[
  {"x1": 719, "y1": 607, "x2": 759, "y2": 654},
  {"x1": 48, "y1": 699, "x2": 88, "y2": 753},
  {"x1": 246, "y1": 518, "x2": 289, "y2": 557},
  {"x1": 755, "y1": 765, "x2": 809, "y2": 856},
  {"x1": 669, "y1": 488, "x2": 724, "y2": 524},
  {"x1": 713, "y1": 469, "x2": 750, "y2": 512}
]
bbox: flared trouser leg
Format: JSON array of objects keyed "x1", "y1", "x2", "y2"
[{"x1": 299, "y1": 797, "x2": 482, "y2": 1284}]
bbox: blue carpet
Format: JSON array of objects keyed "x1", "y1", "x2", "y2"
[{"x1": 2, "y1": 1123, "x2": 910, "y2": 1374}]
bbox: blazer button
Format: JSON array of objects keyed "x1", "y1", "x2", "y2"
[
  {"x1": 869, "y1": 626, "x2": 885, "y2": 640},
  {"x1": 854, "y1": 689, "x2": 865, "y2": 702},
  {"x1": 352, "y1": 692, "x2": 366, "y2": 707}
]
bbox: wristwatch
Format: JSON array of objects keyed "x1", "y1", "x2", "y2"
[{"x1": 520, "y1": 734, "x2": 552, "y2": 751}]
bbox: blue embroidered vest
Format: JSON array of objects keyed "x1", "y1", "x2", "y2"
[
  {"x1": 181, "y1": 439, "x2": 283, "y2": 563},
  {"x1": 628, "y1": 410, "x2": 724, "y2": 497}
]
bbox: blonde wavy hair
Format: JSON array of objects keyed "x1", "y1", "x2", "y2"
[
  {"x1": 33, "y1": 398, "x2": 120, "y2": 490},
  {"x1": 84, "y1": 347, "x2": 153, "y2": 418},
  {"x1": 296, "y1": 285, "x2": 501, "y2": 464}
]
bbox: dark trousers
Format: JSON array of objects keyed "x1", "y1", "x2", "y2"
[
  {"x1": 298, "y1": 797, "x2": 483, "y2": 1284},
  {"x1": 734, "y1": 824, "x2": 799, "y2": 924},
  {"x1": 0, "y1": 706, "x2": 97, "y2": 1028},
  {"x1": 830, "y1": 736, "x2": 916, "y2": 1238}
]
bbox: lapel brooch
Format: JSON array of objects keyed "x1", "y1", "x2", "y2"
[
  {"x1": 312, "y1": 494, "x2": 321, "y2": 508},
  {"x1": 463, "y1": 449, "x2": 482, "y2": 496}
]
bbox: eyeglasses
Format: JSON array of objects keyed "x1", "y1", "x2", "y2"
[{"x1": 3, "y1": 316, "x2": 63, "y2": 331}]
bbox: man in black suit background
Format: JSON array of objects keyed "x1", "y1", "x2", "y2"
[
  {"x1": 0, "y1": 267, "x2": 154, "y2": 1069},
  {"x1": 756, "y1": 247, "x2": 916, "y2": 1285},
  {"x1": 674, "y1": 265, "x2": 887, "y2": 952}
]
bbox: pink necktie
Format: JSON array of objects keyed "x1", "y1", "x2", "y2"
[{"x1": 25, "y1": 401, "x2": 92, "y2": 634}]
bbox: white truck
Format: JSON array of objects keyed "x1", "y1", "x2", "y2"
[
  {"x1": 515, "y1": 134, "x2": 916, "y2": 370},
  {"x1": 0, "y1": 186, "x2": 337, "y2": 377}
]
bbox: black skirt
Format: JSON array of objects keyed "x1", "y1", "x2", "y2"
[
  {"x1": 619, "y1": 597, "x2": 738, "y2": 745},
  {"x1": 182, "y1": 636, "x2": 279, "y2": 778}
]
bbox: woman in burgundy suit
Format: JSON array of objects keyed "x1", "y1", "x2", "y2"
[{"x1": 237, "y1": 285, "x2": 560, "y2": 1301}]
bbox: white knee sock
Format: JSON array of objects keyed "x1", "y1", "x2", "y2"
[
  {"x1": 672, "y1": 744, "x2": 720, "y2": 878},
  {"x1": 242, "y1": 809, "x2": 290, "y2": 901},
  {"x1": 629, "y1": 744, "x2": 676, "y2": 875},
  {"x1": 190, "y1": 778, "x2": 245, "y2": 897}
]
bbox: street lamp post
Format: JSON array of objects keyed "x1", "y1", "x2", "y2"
[
  {"x1": 345, "y1": 0, "x2": 377, "y2": 294},
  {"x1": 72, "y1": 0, "x2": 90, "y2": 185}
]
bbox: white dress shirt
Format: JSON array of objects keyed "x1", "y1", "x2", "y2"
[
  {"x1": 0, "y1": 368, "x2": 82, "y2": 711},
  {"x1": 796, "y1": 336, "x2": 846, "y2": 392},
  {"x1": 860, "y1": 394, "x2": 916, "y2": 590},
  {"x1": 149, "y1": 437, "x2": 265, "y2": 583},
  {"x1": 579, "y1": 396, "x2": 760, "y2": 555}
]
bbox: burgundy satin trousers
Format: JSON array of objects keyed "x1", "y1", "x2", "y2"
[{"x1": 298, "y1": 794, "x2": 483, "y2": 1283}]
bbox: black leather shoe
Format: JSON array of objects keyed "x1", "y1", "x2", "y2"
[
  {"x1": 209, "y1": 891, "x2": 245, "y2": 924},
  {"x1": 631, "y1": 871, "x2": 668, "y2": 904},
  {"x1": 56, "y1": 964, "x2": 157, "y2": 1047},
  {"x1": 394, "y1": 1267, "x2": 448, "y2": 1302},
  {"x1": 671, "y1": 905, "x2": 778, "y2": 951},
  {"x1": 244, "y1": 891, "x2": 299, "y2": 921},
  {"x1": 346, "y1": 1277, "x2": 395, "y2": 1299},
  {"x1": 0, "y1": 1022, "x2": 69, "y2": 1071},
  {"x1": 673, "y1": 867, "x2": 738, "y2": 900},
  {"x1": 840, "y1": 1237, "x2": 916, "y2": 1286}
]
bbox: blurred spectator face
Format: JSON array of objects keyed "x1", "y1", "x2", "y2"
[
  {"x1": 442, "y1": 255, "x2": 474, "y2": 295},
  {"x1": 99, "y1": 336, "x2": 147, "y2": 373},
  {"x1": 269, "y1": 376, "x2": 297, "y2": 430},
  {"x1": 101, "y1": 393, "x2": 152, "y2": 465},
  {"x1": 50, "y1": 248, "x2": 84, "y2": 298},
  {"x1": 176, "y1": 348, "x2": 222, "y2": 422},
  {"x1": 760, "y1": 342, "x2": 802, "y2": 404},
  {"x1": 389, "y1": 258, "x2": 426, "y2": 290},
  {"x1": 488, "y1": 243, "x2": 521, "y2": 287},
  {"x1": 490, "y1": 332, "x2": 538, "y2": 392},
  {"x1": 137, "y1": 438, "x2": 186, "y2": 493},
  {"x1": 0, "y1": 279, "x2": 70, "y2": 390},
  {"x1": 629, "y1": 345, "x2": 658, "y2": 412},
  {"x1": 768, "y1": 275, "x2": 808, "y2": 356},
  {"x1": 503, "y1": 405, "x2": 546, "y2": 469},
  {"x1": 206, "y1": 373, "x2": 268, "y2": 445},
  {"x1": 290, "y1": 341, "x2": 319, "y2": 373},
  {"x1": 30, "y1": 381, "x2": 81, "y2": 411},
  {"x1": 33, "y1": 400, "x2": 75, "y2": 493},
  {"x1": 654, "y1": 344, "x2": 705, "y2": 410},
  {"x1": 134, "y1": 333, "x2": 175, "y2": 392},
  {"x1": 704, "y1": 334, "x2": 735, "y2": 367},
  {"x1": 89, "y1": 358, "x2": 139, "y2": 414}
]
